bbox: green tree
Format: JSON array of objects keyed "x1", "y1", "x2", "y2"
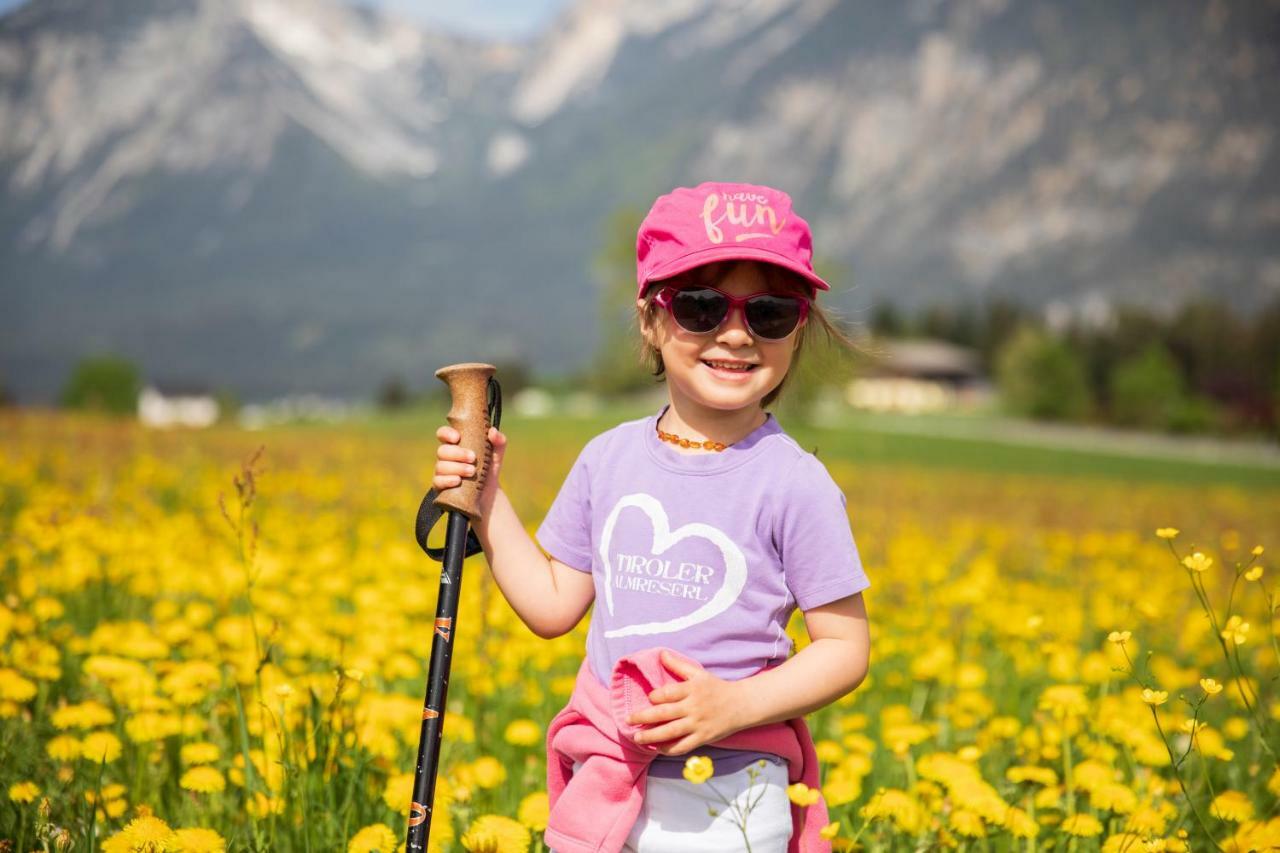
[
  {"x1": 1274, "y1": 351, "x2": 1280, "y2": 441},
  {"x1": 772, "y1": 333, "x2": 859, "y2": 424},
  {"x1": 869, "y1": 299, "x2": 905, "y2": 337},
  {"x1": 772, "y1": 255, "x2": 857, "y2": 424},
  {"x1": 994, "y1": 325, "x2": 1092, "y2": 421},
  {"x1": 976, "y1": 296, "x2": 1032, "y2": 375},
  {"x1": 376, "y1": 375, "x2": 410, "y2": 410},
  {"x1": 214, "y1": 387, "x2": 241, "y2": 423},
  {"x1": 489, "y1": 360, "x2": 533, "y2": 402},
  {"x1": 1107, "y1": 343, "x2": 1186, "y2": 429},
  {"x1": 589, "y1": 205, "x2": 650, "y2": 396},
  {"x1": 61, "y1": 355, "x2": 141, "y2": 415}
]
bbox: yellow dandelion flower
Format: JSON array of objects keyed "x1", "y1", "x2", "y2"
[
  {"x1": 1251, "y1": 545, "x2": 1264, "y2": 556},
  {"x1": 246, "y1": 792, "x2": 283, "y2": 818},
  {"x1": 1107, "y1": 631, "x2": 1131, "y2": 644},
  {"x1": 1034, "y1": 785, "x2": 1063, "y2": 810},
  {"x1": 860, "y1": 788, "x2": 927, "y2": 835},
  {"x1": 459, "y1": 814, "x2": 530, "y2": 853},
  {"x1": 1061, "y1": 813, "x2": 1104, "y2": 837},
  {"x1": 503, "y1": 719, "x2": 542, "y2": 747},
  {"x1": 683, "y1": 755, "x2": 713, "y2": 784},
  {"x1": 882, "y1": 722, "x2": 932, "y2": 749},
  {"x1": 819, "y1": 821, "x2": 840, "y2": 840},
  {"x1": 82, "y1": 731, "x2": 123, "y2": 763},
  {"x1": 1181, "y1": 552, "x2": 1212, "y2": 573},
  {"x1": 1156, "y1": 528, "x2": 1179, "y2": 539},
  {"x1": 823, "y1": 773, "x2": 861, "y2": 807},
  {"x1": 1091, "y1": 782, "x2": 1138, "y2": 814},
  {"x1": 101, "y1": 815, "x2": 177, "y2": 853},
  {"x1": 1102, "y1": 832, "x2": 1146, "y2": 852},
  {"x1": 179, "y1": 766, "x2": 225, "y2": 795},
  {"x1": 1141, "y1": 688, "x2": 1168, "y2": 706},
  {"x1": 1222, "y1": 716, "x2": 1250, "y2": 741},
  {"x1": 814, "y1": 739, "x2": 843, "y2": 764},
  {"x1": 180, "y1": 742, "x2": 220, "y2": 765},
  {"x1": 51, "y1": 701, "x2": 115, "y2": 730},
  {"x1": 1209, "y1": 790, "x2": 1253, "y2": 822},
  {"x1": 1071, "y1": 759, "x2": 1116, "y2": 793},
  {"x1": 517, "y1": 791, "x2": 548, "y2": 832},
  {"x1": 347, "y1": 823, "x2": 398, "y2": 853},
  {"x1": 159, "y1": 662, "x2": 222, "y2": 706},
  {"x1": 124, "y1": 712, "x2": 182, "y2": 743},
  {"x1": 1038, "y1": 684, "x2": 1090, "y2": 718},
  {"x1": 47, "y1": 734, "x2": 82, "y2": 762},
  {"x1": 1006, "y1": 765, "x2": 1058, "y2": 786},
  {"x1": 1244, "y1": 565, "x2": 1263, "y2": 581},
  {"x1": 1124, "y1": 804, "x2": 1169, "y2": 835},
  {"x1": 8, "y1": 781, "x2": 40, "y2": 803},
  {"x1": 950, "y1": 808, "x2": 986, "y2": 838},
  {"x1": 468, "y1": 756, "x2": 506, "y2": 789},
  {"x1": 0, "y1": 668, "x2": 37, "y2": 703},
  {"x1": 381, "y1": 771, "x2": 414, "y2": 814},
  {"x1": 1200, "y1": 678, "x2": 1223, "y2": 696},
  {"x1": 787, "y1": 782, "x2": 822, "y2": 807},
  {"x1": 1002, "y1": 806, "x2": 1039, "y2": 839},
  {"x1": 102, "y1": 797, "x2": 129, "y2": 819},
  {"x1": 171, "y1": 828, "x2": 226, "y2": 853},
  {"x1": 1220, "y1": 616, "x2": 1249, "y2": 645},
  {"x1": 445, "y1": 712, "x2": 475, "y2": 743}
]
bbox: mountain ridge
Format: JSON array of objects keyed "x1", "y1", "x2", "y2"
[{"x1": 2, "y1": 0, "x2": 1278, "y2": 402}]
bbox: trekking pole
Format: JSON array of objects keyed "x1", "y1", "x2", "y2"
[{"x1": 406, "y1": 362, "x2": 500, "y2": 853}]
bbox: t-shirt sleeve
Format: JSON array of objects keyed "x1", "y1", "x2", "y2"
[
  {"x1": 535, "y1": 441, "x2": 594, "y2": 574},
  {"x1": 775, "y1": 453, "x2": 870, "y2": 610}
]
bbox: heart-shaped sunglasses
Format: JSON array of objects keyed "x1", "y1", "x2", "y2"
[{"x1": 654, "y1": 285, "x2": 811, "y2": 341}]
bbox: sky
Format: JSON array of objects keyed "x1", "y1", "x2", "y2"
[
  {"x1": 0, "y1": 0, "x2": 572, "y2": 39},
  {"x1": 353, "y1": 0, "x2": 570, "y2": 39}
]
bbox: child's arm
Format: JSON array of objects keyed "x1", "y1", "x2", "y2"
[
  {"x1": 626, "y1": 592, "x2": 869, "y2": 755},
  {"x1": 435, "y1": 425, "x2": 595, "y2": 639}
]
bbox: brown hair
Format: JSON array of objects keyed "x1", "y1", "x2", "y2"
[{"x1": 635, "y1": 260, "x2": 862, "y2": 408}]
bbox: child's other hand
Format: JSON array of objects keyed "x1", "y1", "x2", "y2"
[
  {"x1": 626, "y1": 650, "x2": 748, "y2": 755},
  {"x1": 434, "y1": 425, "x2": 506, "y2": 505}
]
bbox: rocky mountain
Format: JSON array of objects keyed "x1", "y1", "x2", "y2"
[{"x1": 2, "y1": 0, "x2": 1278, "y2": 402}]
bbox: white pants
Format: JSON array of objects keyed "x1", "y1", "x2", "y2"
[{"x1": 554, "y1": 760, "x2": 793, "y2": 853}]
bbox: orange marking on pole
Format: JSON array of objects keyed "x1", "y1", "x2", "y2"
[
  {"x1": 409, "y1": 801, "x2": 427, "y2": 827},
  {"x1": 434, "y1": 617, "x2": 452, "y2": 641},
  {"x1": 422, "y1": 708, "x2": 440, "y2": 720}
]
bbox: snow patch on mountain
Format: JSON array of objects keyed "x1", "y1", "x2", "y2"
[
  {"x1": 487, "y1": 131, "x2": 530, "y2": 176},
  {"x1": 510, "y1": 1, "x2": 626, "y2": 125}
]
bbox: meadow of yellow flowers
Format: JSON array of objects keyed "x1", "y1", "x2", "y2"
[{"x1": 1, "y1": 409, "x2": 1278, "y2": 852}]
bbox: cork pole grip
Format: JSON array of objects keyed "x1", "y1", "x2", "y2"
[{"x1": 432, "y1": 363, "x2": 496, "y2": 521}]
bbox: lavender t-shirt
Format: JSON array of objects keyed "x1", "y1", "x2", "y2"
[{"x1": 536, "y1": 405, "x2": 870, "y2": 775}]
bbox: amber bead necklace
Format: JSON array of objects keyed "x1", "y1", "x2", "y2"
[{"x1": 655, "y1": 417, "x2": 730, "y2": 452}]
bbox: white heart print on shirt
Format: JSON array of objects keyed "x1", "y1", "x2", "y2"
[{"x1": 599, "y1": 493, "x2": 747, "y2": 638}]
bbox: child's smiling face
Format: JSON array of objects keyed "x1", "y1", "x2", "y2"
[{"x1": 638, "y1": 261, "x2": 808, "y2": 415}]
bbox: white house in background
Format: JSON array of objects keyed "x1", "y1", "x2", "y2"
[
  {"x1": 137, "y1": 382, "x2": 219, "y2": 428},
  {"x1": 847, "y1": 337, "x2": 992, "y2": 414}
]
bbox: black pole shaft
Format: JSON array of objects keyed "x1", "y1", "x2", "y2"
[{"x1": 406, "y1": 510, "x2": 472, "y2": 852}]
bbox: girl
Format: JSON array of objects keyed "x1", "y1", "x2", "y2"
[{"x1": 433, "y1": 181, "x2": 871, "y2": 853}]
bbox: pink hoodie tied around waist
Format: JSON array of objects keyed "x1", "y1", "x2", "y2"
[{"x1": 545, "y1": 648, "x2": 832, "y2": 853}]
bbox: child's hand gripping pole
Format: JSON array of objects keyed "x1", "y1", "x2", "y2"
[{"x1": 406, "y1": 362, "x2": 499, "y2": 853}]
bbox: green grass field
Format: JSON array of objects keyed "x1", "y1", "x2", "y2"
[{"x1": 344, "y1": 402, "x2": 1280, "y2": 491}]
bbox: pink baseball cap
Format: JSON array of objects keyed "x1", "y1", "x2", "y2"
[{"x1": 635, "y1": 181, "x2": 830, "y2": 298}]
